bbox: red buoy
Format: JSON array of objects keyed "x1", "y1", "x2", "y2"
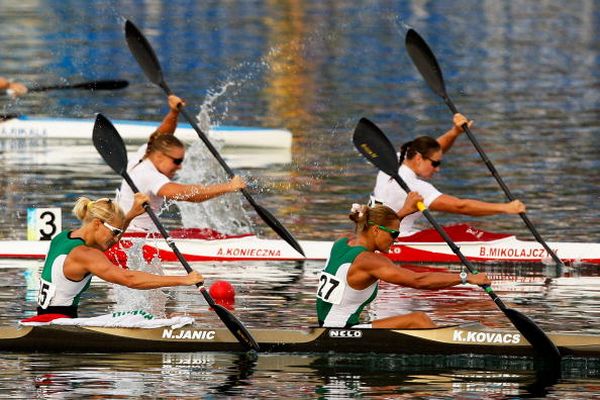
[{"x1": 209, "y1": 280, "x2": 236, "y2": 310}]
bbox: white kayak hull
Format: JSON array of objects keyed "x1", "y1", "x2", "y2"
[
  {"x1": 0, "y1": 116, "x2": 292, "y2": 149},
  {"x1": 1, "y1": 225, "x2": 599, "y2": 265}
]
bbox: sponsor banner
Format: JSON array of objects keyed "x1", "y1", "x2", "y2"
[{"x1": 328, "y1": 329, "x2": 363, "y2": 338}]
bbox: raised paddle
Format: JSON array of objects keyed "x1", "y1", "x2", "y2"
[
  {"x1": 123, "y1": 19, "x2": 305, "y2": 257},
  {"x1": 353, "y1": 117, "x2": 561, "y2": 362},
  {"x1": 405, "y1": 28, "x2": 564, "y2": 275},
  {"x1": 4, "y1": 79, "x2": 129, "y2": 94},
  {"x1": 92, "y1": 113, "x2": 259, "y2": 352}
]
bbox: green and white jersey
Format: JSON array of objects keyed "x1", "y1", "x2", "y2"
[
  {"x1": 37, "y1": 231, "x2": 92, "y2": 309},
  {"x1": 316, "y1": 238, "x2": 378, "y2": 327}
]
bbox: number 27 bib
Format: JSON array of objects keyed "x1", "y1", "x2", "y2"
[{"x1": 317, "y1": 271, "x2": 346, "y2": 305}]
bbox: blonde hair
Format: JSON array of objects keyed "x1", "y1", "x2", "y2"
[
  {"x1": 143, "y1": 132, "x2": 184, "y2": 160},
  {"x1": 73, "y1": 197, "x2": 124, "y2": 225},
  {"x1": 349, "y1": 204, "x2": 399, "y2": 233}
]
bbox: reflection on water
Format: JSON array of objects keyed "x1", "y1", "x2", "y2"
[
  {"x1": 1, "y1": 351, "x2": 600, "y2": 398},
  {"x1": 1, "y1": 0, "x2": 600, "y2": 398}
]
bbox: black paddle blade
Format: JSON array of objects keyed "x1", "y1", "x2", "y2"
[
  {"x1": 212, "y1": 303, "x2": 260, "y2": 351},
  {"x1": 124, "y1": 20, "x2": 165, "y2": 86},
  {"x1": 352, "y1": 117, "x2": 400, "y2": 177},
  {"x1": 252, "y1": 202, "x2": 305, "y2": 257},
  {"x1": 92, "y1": 113, "x2": 129, "y2": 175},
  {"x1": 504, "y1": 308, "x2": 561, "y2": 362},
  {"x1": 405, "y1": 29, "x2": 448, "y2": 99}
]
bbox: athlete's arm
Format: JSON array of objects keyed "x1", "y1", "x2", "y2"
[
  {"x1": 65, "y1": 246, "x2": 203, "y2": 289},
  {"x1": 157, "y1": 176, "x2": 245, "y2": 203},
  {"x1": 155, "y1": 95, "x2": 185, "y2": 135},
  {"x1": 436, "y1": 113, "x2": 473, "y2": 153},
  {"x1": 349, "y1": 252, "x2": 490, "y2": 290},
  {"x1": 429, "y1": 194, "x2": 525, "y2": 216}
]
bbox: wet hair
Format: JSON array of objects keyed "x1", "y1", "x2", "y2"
[
  {"x1": 143, "y1": 132, "x2": 185, "y2": 160},
  {"x1": 72, "y1": 197, "x2": 125, "y2": 225},
  {"x1": 399, "y1": 136, "x2": 440, "y2": 165},
  {"x1": 349, "y1": 204, "x2": 399, "y2": 233}
]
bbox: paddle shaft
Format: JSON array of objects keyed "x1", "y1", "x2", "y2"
[
  {"x1": 121, "y1": 173, "x2": 259, "y2": 350},
  {"x1": 444, "y1": 98, "x2": 563, "y2": 268},
  {"x1": 390, "y1": 170, "x2": 561, "y2": 359},
  {"x1": 92, "y1": 113, "x2": 259, "y2": 351},
  {"x1": 157, "y1": 82, "x2": 305, "y2": 255},
  {"x1": 353, "y1": 118, "x2": 561, "y2": 361},
  {"x1": 389, "y1": 173, "x2": 506, "y2": 297},
  {"x1": 121, "y1": 174, "x2": 204, "y2": 290},
  {"x1": 27, "y1": 79, "x2": 129, "y2": 92},
  {"x1": 405, "y1": 29, "x2": 563, "y2": 270},
  {"x1": 123, "y1": 19, "x2": 304, "y2": 256}
]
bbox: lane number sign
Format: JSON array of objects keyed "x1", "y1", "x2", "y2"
[{"x1": 27, "y1": 208, "x2": 61, "y2": 241}]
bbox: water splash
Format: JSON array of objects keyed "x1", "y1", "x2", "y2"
[
  {"x1": 110, "y1": 238, "x2": 169, "y2": 318},
  {"x1": 176, "y1": 140, "x2": 253, "y2": 235}
]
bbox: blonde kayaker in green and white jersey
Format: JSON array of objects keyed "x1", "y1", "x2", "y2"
[
  {"x1": 36, "y1": 193, "x2": 203, "y2": 319},
  {"x1": 317, "y1": 197, "x2": 491, "y2": 329}
]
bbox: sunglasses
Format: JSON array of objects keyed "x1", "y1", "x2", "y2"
[
  {"x1": 420, "y1": 153, "x2": 442, "y2": 168},
  {"x1": 103, "y1": 221, "x2": 124, "y2": 236},
  {"x1": 163, "y1": 153, "x2": 184, "y2": 165},
  {"x1": 368, "y1": 221, "x2": 400, "y2": 239}
]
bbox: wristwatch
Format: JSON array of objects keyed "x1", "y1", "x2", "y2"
[{"x1": 459, "y1": 271, "x2": 468, "y2": 285}]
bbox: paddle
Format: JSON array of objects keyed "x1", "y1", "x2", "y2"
[
  {"x1": 5, "y1": 79, "x2": 129, "y2": 94},
  {"x1": 405, "y1": 28, "x2": 564, "y2": 274},
  {"x1": 123, "y1": 19, "x2": 305, "y2": 257},
  {"x1": 353, "y1": 117, "x2": 561, "y2": 362},
  {"x1": 92, "y1": 113, "x2": 259, "y2": 352}
]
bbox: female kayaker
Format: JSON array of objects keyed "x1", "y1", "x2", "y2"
[
  {"x1": 316, "y1": 200, "x2": 491, "y2": 328},
  {"x1": 116, "y1": 94, "x2": 245, "y2": 231},
  {"x1": 370, "y1": 113, "x2": 525, "y2": 236},
  {"x1": 36, "y1": 194, "x2": 204, "y2": 318}
]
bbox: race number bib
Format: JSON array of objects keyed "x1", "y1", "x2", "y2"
[
  {"x1": 37, "y1": 278, "x2": 56, "y2": 309},
  {"x1": 317, "y1": 271, "x2": 345, "y2": 305}
]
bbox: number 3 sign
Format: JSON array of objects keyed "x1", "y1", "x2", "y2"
[{"x1": 27, "y1": 208, "x2": 62, "y2": 241}]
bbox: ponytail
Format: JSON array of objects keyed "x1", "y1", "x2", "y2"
[{"x1": 349, "y1": 203, "x2": 398, "y2": 233}]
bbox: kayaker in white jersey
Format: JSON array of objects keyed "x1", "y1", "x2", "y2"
[
  {"x1": 116, "y1": 94, "x2": 246, "y2": 232},
  {"x1": 316, "y1": 200, "x2": 491, "y2": 329},
  {"x1": 36, "y1": 194, "x2": 204, "y2": 318},
  {"x1": 371, "y1": 113, "x2": 525, "y2": 236},
  {"x1": 0, "y1": 76, "x2": 27, "y2": 96}
]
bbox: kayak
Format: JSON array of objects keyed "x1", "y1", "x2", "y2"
[
  {"x1": 1, "y1": 225, "x2": 598, "y2": 265},
  {"x1": 1, "y1": 322, "x2": 599, "y2": 357},
  {"x1": 0, "y1": 224, "x2": 600, "y2": 265},
  {"x1": 1, "y1": 224, "x2": 598, "y2": 265},
  {"x1": 0, "y1": 115, "x2": 292, "y2": 149}
]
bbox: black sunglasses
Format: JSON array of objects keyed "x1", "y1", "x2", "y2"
[
  {"x1": 163, "y1": 153, "x2": 184, "y2": 165},
  {"x1": 420, "y1": 153, "x2": 442, "y2": 168}
]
